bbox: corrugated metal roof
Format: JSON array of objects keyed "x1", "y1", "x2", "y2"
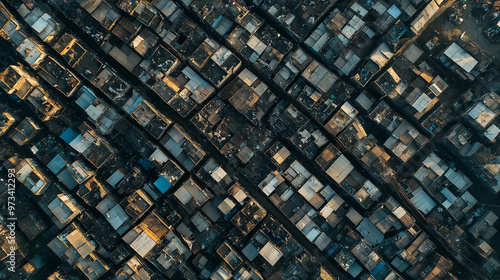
[
  {"x1": 106, "y1": 170, "x2": 124, "y2": 187},
  {"x1": 444, "y1": 43, "x2": 478, "y2": 73},
  {"x1": 356, "y1": 218, "x2": 384, "y2": 245},
  {"x1": 412, "y1": 93, "x2": 432, "y2": 113},
  {"x1": 410, "y1": 187, "x2": 436, "y2": 214},
  {"x1": 130, "y1": 231, "x2": 157, "y2": 257},
  {"x1": 174, "y1": 187, "x2": 193, "y2": 205},
  {"x1": 259, "y1": 242, "x2": 282, "y2": 266},
  {"x1": 326, "y1": 154, "x2": 354, "y2": 183},
  {"x1": 387, "y1": 5, "x2": 402, "y2": 19},
  {"x1": 485, "y1": 125, "x2": 500, "y2": 141},
  {"x1": 315, "y1": 232, "x2": 331, "y2": 251}
]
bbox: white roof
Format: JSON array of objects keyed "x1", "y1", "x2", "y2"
[
  {"x1": 355, "y1": 93, "x2": 374, "y2": 110},
  {"x1": 329, "y1": 194, "x2": 344, "y2": 211},
  {"x1": 232, "y1": 189, "x2": 247, "y2": 204},
  {"x1": 16, "y1": 162, "x2": 34, "y2": 182},
  {"x1": 306, "y1": 227, "x2": 321, "y2": 242},
  {"x1": 468, "y1": 103, "x2": 495, "y2": 128},
  {"x1": 320, "y1": 204, "x2": 334, "y2": 218},
  {"x1": 130, "y1": 231, "x2": 157, "y2": 257},
  {"x1": 350, "y1": 2, "x2": 368, "y2": 17},
  {"x1": 423, "y1": 153, "x2": 448, "y2": 176},
  {"x1": 32, "y1": 17, "x2": 49, "y2": 34},
  {"x1": 75, "y1": 86, "x2": 97, "y2": 109},
  {"x1": 211, "y1": 166, "x2": 227, "y2": 182},
  {"x1": 17, "y1": 38, "x2": 44, "y2": 66},
  {"x1": 326, "y1": 154, "x2": 354, "y2": 183},
  {"x1": 370, "y1": 43, "x2": 393, "y2": 67},
  {"x1": 346, "y1": 208, "x2": 363, "y2": 225},
  {"x1": 218, "y1": 197, "x2": 236, "y2": 215},
  {"x1": 341, "y1": 102, "x2": 358, "y2": 118},
  {"x1": 444, "y1": 43, "x2": 478, "y2": 73},
  {"x1": 259, "y1": 242, "x2": 282, "y2": 266},
  {"x1": 150, "y1": 149, "x2": 169, "y2": 164},
  {"x1": 69, "y1": 133, "x2": 94, "y2": 153},
  {"x1": 393, "y1": 206, "x2": 407, "y2": 219},
  {"x1": 412, "y1": 93, "x2": 432, "y2": 113},
  {"x1": 461, "y1": 191, "x2": 477, "y2": 213},
  {"x1": 485, "y1": 125, "x2": 500, "y2": 141}
]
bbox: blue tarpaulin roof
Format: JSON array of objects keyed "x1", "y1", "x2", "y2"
[
  {"x1": 60, "y1": 128, "x2": 78, "y2": 144},
  {"x1": 371, "y1": 261, "x2": 386, "y2": 275},
  {"x1": 154, "y1": 176, "x2": 172, "y2": 194}
]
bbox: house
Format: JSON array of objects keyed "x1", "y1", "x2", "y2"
[
  {"x1": 52, "y1": 33, "x2": 105, "y2": 81},
  {"x1": 325, "y1": 102, "x2": 358, "y2": 136},
  {"x1": 338, "y1": 118, "x2": 395, "y2": 182},
  {"x1": 304, "y1": 4, "x2": 373, "y2": 76},
  {"x1": 196, "y1": 159, "x2": 233, "y2": 195},
  {"x1": 372, "y1": 44, "x2": 450, "y2": 120},
  {"x1": 56, "y1": 160, "x2": 95, "y2": 190},
  {"x1": 113, "y1": 256, "x2": 159, "y2": 279},
  {"x1": 160, "y1": 124, "x2": 206, "y2": 171},
  {"x1": 192, "y1": 97, "x2": 273, "y2": 165},
  {"x1": 77, "y1": 177, "x2": 110, "y2": 207},
  {"x1": 187, "y1": 0, "x2": 249, "y2": 36},
  {"x1": 96, "y1": 196, "x2": 131, "y2": 235},
  {"x1": 14, "y1": 158, "x2": 52, "y2": 195},
  {"x1": 161, "y1": 66, "x2": 215, "y2": 117},
  {"x1": 16, "y1": 4, "x2": 62, "y2": 43},
  {"x1": 440, "y1": 41, "x2": 491, "y2": 80},
  {"x1": 0, "y1": 65, "x2": 38, "y2": 98},
  {"x1": 16, "y1": 37, "x2": 47, "y2": 69},
  {"x1": 74, "y1": 86, "x2": 121, "y2": 135},
  {"x1": 60, "y1": 125, "x2": 117, "y2": 168},
  {"x1": 39, "y1": 184, "x2": 83, "y2": 228},
  {"x1": 369, "y1": 101, "x2": 428, "y2": 163},
  {"x1": 149, "y1": 160, "x2": 184, "y2": 198},
  {"x1": 273, "y1": 104, "x2": 328, "y2": 159},
  {"x1": 78, "y1": 0, "x2": 121, "y2": 30},
  {"x1": 9, "y1": 117, "x2": 40, "y2": 146},
  {"x1": 0, "y1": 111, "x2": 16, "y2": 136},
  {"x1": 190, "y1": 38, "x2": 241, "y2": 87},
  {"x1": 48, "y1": 222, "x2": 110, "y2": 280},
  {"x1": 469, "y1": 211, "x2": 498, "y2": 242},
  {"x1": 174, "y1": 178, "x2": 212, "y2": 214},
  {"x1": 219, "y1": 68, "x2": 277, "y2": 125},
  {"x1": 130, "y1": 99, "x2": 172, "y2": 139},
  {"x1": 37, "y1": 57, "x2": 81, "y2": 97},
  {"x1": 258, "y1": 0, "x2": 335, "y2": 39},
  {"x1": 465, "y1": 92, "x2": 499, "y2": 131},
  {"x1": 227, "y1": 20, "x2": 292, "y2": 73},
  {"x1": 217, "y1": 242, "x2": 244, "y2": 270}
]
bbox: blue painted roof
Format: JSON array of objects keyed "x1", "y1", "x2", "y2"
[
  {"x1": 154, "y1": 176, "x2": 172, "y2": 194},
  {"x1": 138, "y1": 158, "x2": 153, "y2": 170},
  {"x1": 47, "y1": 154, "x2": 67, "y2": 174},
  {"x1": 60, "y1": 128, "x2": 78, "y2": 144}
]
